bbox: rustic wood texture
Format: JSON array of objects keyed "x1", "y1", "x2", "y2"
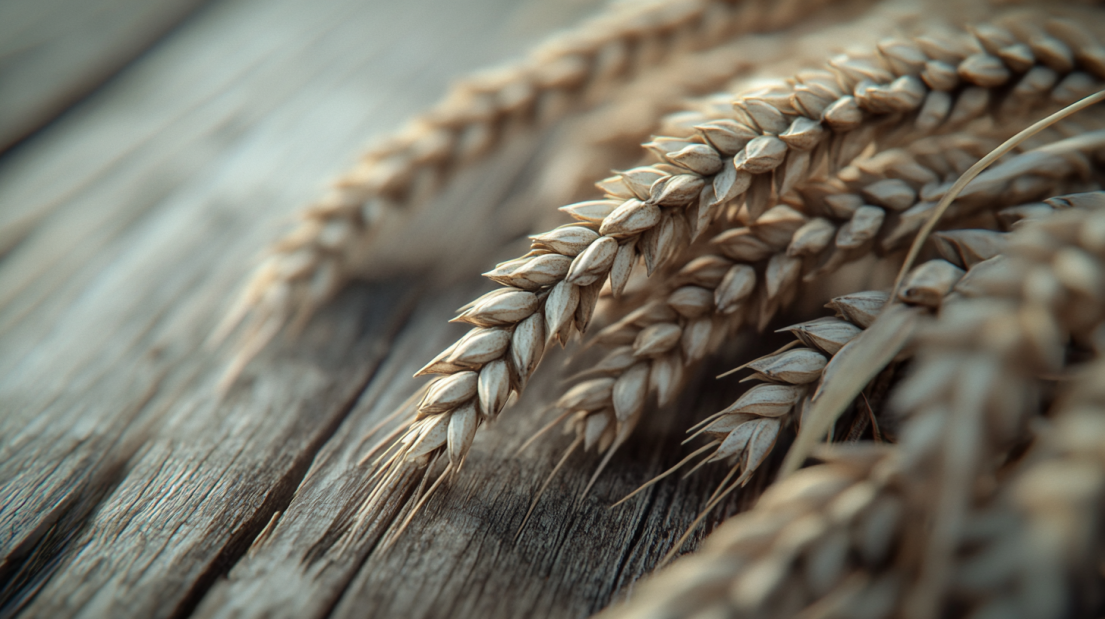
[
  {"x1": 0, "y1": 0, "x2": 771, "y2": 618},
  {"x1": 0, "y1": 0, "x2": 210, "y2": 153}
]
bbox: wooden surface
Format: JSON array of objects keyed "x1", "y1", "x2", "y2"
[
  {"x1": 0, "y1": 1, "x2": 774, "y2": 618},
  {"x1": 0, "y1": 0, "x2": 210, "y2": 152}
]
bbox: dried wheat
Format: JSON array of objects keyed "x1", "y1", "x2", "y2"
[
  {"x1": 546, "y1": 15, "x2": 1105, "y2": 466},
  {"x1": 983, "y1": 358, "x2": 1105, "y2": 616},
  {"x1": 600, "y1": 198, "x2": 1105, "y2": 619},
  {"x1": 351, "y1": 17, "x2": 1105, "y2": 534},
  {"x1": 892, "y1": 356, "x2": 1105, "y2": 618},
  {"x1": 684, "y1": 291, "x2": 895, "y2": 486},
  {"x1": 214, "y1": 0, "x2": 845, "y2": 382},
  {"x1": 541, "y1": 0, "x2": 932, "y2": 210},
  {"x1": 647, "y1": 251, "x2": 982, "y2": 559},
  {"x1": 600, "y1": 444, "x2": 904, "y2": 619},
  {"x1": 566, "y1": 126, "x2": 1104, "y2": 480},
  {"x1": 887, "y1": 198, "x2": 1105, "y2": 618}
]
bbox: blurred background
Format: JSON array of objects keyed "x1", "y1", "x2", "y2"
[
  {"x1": 0, "y1": 0, "x2": 606, "y2": 153},
  {"x1": 0, "y1": 0, "x2": 207, "y2": 153}
]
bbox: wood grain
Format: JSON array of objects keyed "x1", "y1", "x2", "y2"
[
  {"x1": 0, "y1": 0, "x2": 209, "y2": 153},
  {"x1": 193, "y1": 287, "x2": 770, "y2": 619}
]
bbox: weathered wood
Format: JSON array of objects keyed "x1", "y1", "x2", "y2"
[
  {"x1": 0, "y1": 0, "x2": 775, "y2": 617},
  {"x1": 191, "y1": 284, "x2": 769, "y2": 619},
  {"x1": 0, "y1": 0, "x2": 209, "y2": 152}
]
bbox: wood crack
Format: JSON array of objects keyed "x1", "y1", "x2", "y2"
[{"x1": 172, "y1": 287, "x2": 425, "y2": 619}]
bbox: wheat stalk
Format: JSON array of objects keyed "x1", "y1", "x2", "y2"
[
  {"x1": 188, "y1": 0, "x2": 1105, "y2": 612},
  {"x1": 212, "y1": 0, "x2": 847, "y2": 384},
  {"x1": 340, "y1": 15, "x2": 1105, "y2": 545}
]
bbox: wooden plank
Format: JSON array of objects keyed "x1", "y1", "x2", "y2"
[{"x1": 0, "y1": 0, "x2": 209, "y2": 152}]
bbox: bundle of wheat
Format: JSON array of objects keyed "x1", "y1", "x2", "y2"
[
  {"x1": 602, "y1": 200, "x2": 1105, "y2": 619},
  {"x1": 348, "y1": 9, "x2": 1105, "y2": 515},
  {"x1": 213, "y1": 0, "x2": 860, "y2": 383},
  {"x1": 216, "y1": 0, "x2": 1105, "y2": 616}
]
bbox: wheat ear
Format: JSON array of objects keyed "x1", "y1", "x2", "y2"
[
  {"x1": 212, "y1": 0, "x2": 841, "y2": 383},
  {"x1": 598, "y1": 197, "x2": 1105, "y2": 619},
  {"x1": 683, "y1": 197, "x2": 1059, "y2": 482},
  {"x1": 564, "y1": 125, "x2": 1105, "y2": 478},
  {"x1": 352, "y1": 14, "x2": 1105, "y2": 538},
  {"x1": 886, "y1": 199, "x2": 1105, "y2": 618},
  {"x1": 543, "y1": 13, "x2": 1105, "y2": 471},
  {"x1": 599, "y1": 444, "x2": 903, "y2": 619},
  {"x1": 781, "y1": 93, "x2": 1105, "y2": 478},
  {"x1": 655, "y1": 250, "x2": 980, "y2": 564},
  {"x1": 541, "y1": 0, "x2": 932, "y2": 210},
  {"x1": 895, "y1": 355, "x2": 1105, "y2": 618}
]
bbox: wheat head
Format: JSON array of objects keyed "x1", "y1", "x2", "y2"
[
  {"x1": 554, "y1": 80, "x2": 1105, "y2": 490},
  {"x1": 346, "y1": 13, "x2": 1105, "y2": 547},
  {"x1": 213, "y1": 0, "x2": 846, "y2": 384},
  {"x1": 601, "y1": 198, "x2": 1105, "y2": 618},
  {"x1": 207, "y1": 0, "x2": 1105, "y2": 614}
]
